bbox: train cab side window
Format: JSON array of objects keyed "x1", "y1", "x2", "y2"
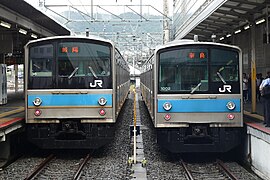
[{"x1": 29, "y1": 44, "x2": 53, "y2": 77}]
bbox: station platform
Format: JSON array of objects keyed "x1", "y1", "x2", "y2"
[
  {"x1": 243, "y1": 100, "x2": 264, "y2": 121},
  {"x1": 242, "y1": 101, "x2": 270, "y2": 180},
  {"x1": 0, "y1": 91, "x2": 25, "y2": 168},
  {"x1": 0, "y1": 90, "x2": 24, "y2": 142}
]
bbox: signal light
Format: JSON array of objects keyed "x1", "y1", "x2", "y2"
[
  {"x1": 164, "y1": 114, "x2": 171, "y2": 121},
  {"x1": 34, "y1": 109, "x2": 42, "y2": 116},
  {"x1": 99, "y1": 109, "x2": 106, "y2": 116}
]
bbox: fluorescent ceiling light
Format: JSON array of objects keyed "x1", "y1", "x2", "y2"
[
  {"x1": 226, "y1": 34, "x2": 231, "y2": 38},
  {"x1": 255, "y1": 18, "x2": 265, "y2": 25},
  {"x1": 234, "y1": 29, "x2": 241, "y2": 34},
  {"x1": 244, "y1": 25, "x2": 250, "y2": 30},
  {"x1": 19, "y1": 28, "x2": 27, "y2": 35},
  {"x1": 220, "y1": 37, "x2": 224, "y2": 41},
  {"x1": 31, "y1": 33, "x2": 38, "y2": 38},
  {"x1": 0, "y1": 21, "x2": 11, "y2": 28}
]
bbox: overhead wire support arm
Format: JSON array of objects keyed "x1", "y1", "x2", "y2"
[
  {"x1": 71, "y1": 6, "x2": 95, "y2": 20},
  {"x1": 97, "y1": 5, "x2": 125, "y2": 21},
  {"x1": 44, "y1": 6, "x2": 70, "y2": 23},
  {"x1": 69, "y1": 6, "x2": 95, "y2": 22},
  {"x1": 125, "y1": 5, "x2": 148, "y2": 21},
  {"x1": 150, "y1": 5, "x2": 172, "y2": 21}
]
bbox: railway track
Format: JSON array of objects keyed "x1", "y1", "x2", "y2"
[
  {"x1": 24, "y1": 154, "x2": 55, "y2": 180},
  {"x1": 180, "y1": 159, "x2": 258, "y2": 180},
  {"x1": 0, "y1": 99, "x2": 133, "y2": 180},
  {"x1": 24, "y1": 153, "x2": 92, "y2": 180}
]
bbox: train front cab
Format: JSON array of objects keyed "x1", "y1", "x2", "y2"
[
  {"x1": 154, "y1": 43, "x2": 243, "y2": 153},
  {"x1": 24, "y1": 36, "x2": 121, "y2": 149},
  {"x1": 26, "y1": 89, "x2": 115, "y2": 149},
  {"x1": 155, "y1": 94, "x2": 243, "y2": 153}
]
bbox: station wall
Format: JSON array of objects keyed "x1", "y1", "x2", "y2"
[{"x1": 233, "y1": 23, "x2": 270, "y2": 77}]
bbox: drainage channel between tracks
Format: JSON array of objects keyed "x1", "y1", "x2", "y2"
[{"x1": 130, "y1": 91, "x2": 147, "y2": 179}]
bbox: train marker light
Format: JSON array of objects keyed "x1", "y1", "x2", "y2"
[
  {"x1": 98, "y1": 97, "x2": 107, "y2": 106},
  {"x1": 34, "y1": 109, "x2": 42, "y2": 116},
  {"x1": 163, "y1": 102, "x2": 172, "y2": 111},
  {"x1": 99, "y1": 109, "x2": 106, "y2": 116},
  {"x1": 33, "y1": 97, "x2": 42, "y2": 106},
  {"x1": 227, "y1": 114, "x2": 235, "y2": 120},
  {"x1": 226, "y1": 101, "x2": 235, "y2": 110},
  {"x1": 164, "y1": 114, "x2": 171, "y2": 121}
]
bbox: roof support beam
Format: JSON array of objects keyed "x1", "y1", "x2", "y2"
[
  {"x1": 206, "y1": 17, "x2": 240, "y2": 26},
  {"x1": 0, "y1": 5, "x2": 55, "y2": 36},
  {"x1": 200, "y1": 21, "x2": 236, "y2": 32},
  {"x1": 215, "y1": 9, "x2": 252, "y2": 21},
  {"x1": 222, "y1": 4, "x2": 257, "y2": 13},
  {"x1": 230, "y1": 0, "x2": 266, "y2": 6}
]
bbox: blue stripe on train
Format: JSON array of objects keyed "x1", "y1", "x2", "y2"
[
  {"x1": 28, "y1": 94, "x2": 112, "y2": 107},
  {"x1": 158, "y1": 99, "x2": 241, "y2": 113}
]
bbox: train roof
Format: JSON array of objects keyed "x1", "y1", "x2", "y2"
[
  {"x1": 25, "y1": 35, "x2": 114, "y2": 48},
  {"x1": 154, "y1": 39, "x2": 241, "y2": 53}
]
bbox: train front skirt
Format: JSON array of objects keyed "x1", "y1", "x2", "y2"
[
  {"x1": 27, "y1": 122, "x2": 115, "y2": 149},
  {"x1": 156, "y1": 125, "x2": 243, "y2": 153}
]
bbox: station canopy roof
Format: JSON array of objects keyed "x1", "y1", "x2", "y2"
[
  {"x1": 184, "y1": 0, "x2": 270, "y2": 42},
  {"x1": 0, "y1": 0, "x2": 70, "y2": 36}
]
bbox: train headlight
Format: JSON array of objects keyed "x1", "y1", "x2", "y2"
[
  {"x1": 33, "y1": 97, "x2": 42, "y2": 106},
  {"x1": 98, "y1": 97, "x2": 107, "y2": 106},
  {"x1": 226, "y1": 101, "x2": 236, "y2": 110},
  {"x1": 163, "y1": 102, "x2": 172, "y2": 111}
]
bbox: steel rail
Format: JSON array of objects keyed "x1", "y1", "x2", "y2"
[
  {"x1": 180, "y1": 160, "x2": 194, "y2": 180},
  {"x1": 24, "y1": 154, "x2": 55, "y2": 180},
  {"x1": 217, "y1": 159, "x2": 238, "y2": 180},
  {"x1": 73, "y1": 154, "x2": 91, "y2": 180}
]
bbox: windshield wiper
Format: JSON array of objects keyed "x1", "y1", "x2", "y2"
[
  {"x1": 68, "y1": 67, "x2": 79, "y2": 79},
  {"x1": 190, "y1": 82, "x2": 202, "y2": 94},
  {"x1": 89, "y1": 66, "x2": 98, "y2": 78},
  {"x1": 216, "y1": 72, "x2": 227, "y2": 84}
]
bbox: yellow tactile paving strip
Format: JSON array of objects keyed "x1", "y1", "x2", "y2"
[
  {"x1": 0, "y1": 107, "x2": 24, "y2": 118},
  {"x1": 244, "y1": 110, "x2": 264, "y2": 121}
]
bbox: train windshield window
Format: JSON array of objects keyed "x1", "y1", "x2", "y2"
[
  {"x1": 29, "y1": 44, "x2": 53, "y2": 77},
  {"x1": 159, "y1": 48, "x2": 208, "y2": 92},
  {"x1": 210, "y1": 49, "x2": 239, "y2": 82},
  {"x1": 58, "y1": 42, "x2": 111, "y2": 77}
]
